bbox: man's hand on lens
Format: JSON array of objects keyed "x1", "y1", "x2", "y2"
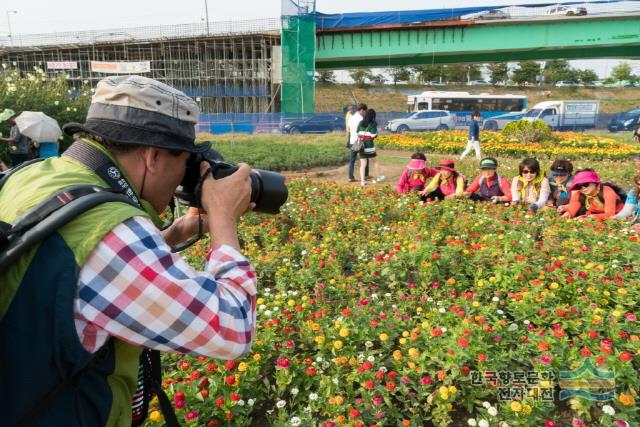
[
  {"x1": 199, "y1": 162, "x2": 254, "y2": 250},
  {"x1": 162, "y1": 207, "x2": 209, "y2": 247}
]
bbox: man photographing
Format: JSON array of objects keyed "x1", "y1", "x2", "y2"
[{"x1": 0, "y1": 76, "x2": 257, "y2": 426}]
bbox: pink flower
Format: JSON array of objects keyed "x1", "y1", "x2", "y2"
[
  {"x1": 625, "y1": 313, "x2": 637, "y2": 322},
  {"x1": 184, "y1": 410, "x2": 198, "y2": 420},
  {"x1": 541, "y1": 354, "x2": 552, "y2": 364},
  {"x1": 421, "y1": 376, "x2": 432, "y2": 385},
  {"x1": 285, "y1": 341, "x2": 295, "y2": 348},
  {"x1": 572, "y1": 418, "x2": 587, "y2": 427},
  {"x1": 277, "y1": 358, "x2": 290, "y2": 368}
]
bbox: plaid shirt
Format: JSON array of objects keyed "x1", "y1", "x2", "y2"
[{"x1": 75, "y1": 216, "x2": 257, "y2": 359}]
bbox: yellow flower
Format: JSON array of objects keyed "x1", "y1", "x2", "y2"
[
  {"x1": 334, "y1": 395, "x2": 344, "y2": 405},
  {"x1": 256, "y1": 298, "x2": 265, "y2": 305},
  {"x1": 339, "y1": 328, "x2": 350, "y2": 337},
  {"x1": 333, "y1": 340, "x2": 343, "y2": 350},
  {"x1": 149, "y1": 410, "x2": 162, "y2": 423},
  {"x1": 287, "y1": 299, "x2": 296, "y2": 307},
  {"x1": 408, "y1": 348, "x2": 420, "y2": 358},
  {"x1": 399, "y1": 338, "x2": 407, "y2": 345},
  {"x1": 510, "y1": 401, "x2": 523, "y2": 412},
  {"x1": 238, "y1": 362, "x2": 248, "y2": 372},
  {"x1": 448, "y1": 385, "x2": 457, "y2": 394},
  {"x1": 393, "y1": 350, "x2": 403, "y2": 360},
  {"x1": 402, "y1": 331, "x2": 410, "y2": 337},
  {"x1": 522, "y1": 404, "x2": 532, "y2": 414},
  {"x1": 315, "y1": 335, "x2": 325, "y2": 345},
  {"x1": 253, "y1": 353, "x2": 261, "y2": 362},
  {"x1": 379, "y1": 333, "x2": 389, "y2": 341}
]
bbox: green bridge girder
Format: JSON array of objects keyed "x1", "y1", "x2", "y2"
[{"x1": 315, "y1": 15, "x2": 640, "y2": 69}]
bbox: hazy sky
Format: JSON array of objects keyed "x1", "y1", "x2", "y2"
[{"x1": 1, "y1": 0, "x2": 638, "y2": 78}]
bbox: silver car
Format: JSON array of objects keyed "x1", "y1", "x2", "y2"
[
  {"x1": 545, "y1": 5, "x2": 587, "y2": 16},
  {"x1": 385, "y1": 110, "x2": 456, "y2": 133}
]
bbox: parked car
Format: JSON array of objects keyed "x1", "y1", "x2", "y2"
[
  {"x1": 282, "y1": 115, "x2": 344, "y2": 134},
  {"x1": 607, "y1": 109, "x2": 640, "y2": 132},
  {"x1": 545, "y1": 5, "x2": 587, "y2": 16},
  {"x1": 555, "y1": 80, "x2": 580, "y2": 87},
  {"x1": 385, "y1": 110, "x2": 456, "y2": 133},
  {"x1": 468, "y1": 80, "x2": 491, "y2": 86},
  {"x1": 473, "y1": 9, "x2": 510, "y2": 20},
  {"x1": 428, "y1": 80, "x2": 446, "y2": 86}
]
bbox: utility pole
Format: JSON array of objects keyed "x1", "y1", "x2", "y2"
[
  {"x1": 203, "y1": 0, "x2": 210, "y2": 35},
  {"x1": 6, "y1": 10, "x2": 17, "y2": 46}
]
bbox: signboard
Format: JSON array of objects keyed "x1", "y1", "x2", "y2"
[
  {"x1": 566, "y1": 103, "x2": 597, "y2": 113},
  {"x1": 46, "y1": 61, "x2": 78, "y2": 70},
  {"x1": 90, "y1": 61, "x2": 151, "y2": 74}
]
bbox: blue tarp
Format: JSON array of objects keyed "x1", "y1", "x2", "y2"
[{"x1": 314, "y1": 0, "x2": 640, "y2": 29}]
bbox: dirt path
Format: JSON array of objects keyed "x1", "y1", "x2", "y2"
[{"x1": 281, "y1": 149, "x2": 416, "y2": 185}]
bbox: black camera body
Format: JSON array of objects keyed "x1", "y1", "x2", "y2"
[{"x1": 177, "y1": 149, "x2": 288, "y2": 214}]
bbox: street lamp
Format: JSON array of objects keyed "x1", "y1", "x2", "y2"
[
  {"x1": 203, "y1": 0, "x2": 210, "y2": 35},
  {"x1": 6, "y1": 10, "x2": 17, "y2": 46}
]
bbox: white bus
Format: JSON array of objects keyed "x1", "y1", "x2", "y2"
[{"x1": 406, "y1": 91, "x2": 527, "y2": 130}]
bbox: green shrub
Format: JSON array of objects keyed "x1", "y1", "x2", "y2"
[
  {"x1": 0, "y1": 65, "x2": 90, "y2": 163},
  {"x1": 502, "y1": 119, "x2": 555, "y2": 143}
]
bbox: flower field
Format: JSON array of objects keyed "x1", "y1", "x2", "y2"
[
  {"x1": 377, "y1": 131, "x2": 640, "y2": 160},
  {"x1": 152, "y1": 180, "x2": 640, "y2": 427}
]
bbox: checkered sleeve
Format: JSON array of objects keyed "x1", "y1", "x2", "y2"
[{"x1": 76, "y1": 216, "x2": 257, "y2": 359}]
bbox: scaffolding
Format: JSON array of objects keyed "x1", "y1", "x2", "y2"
[{"x1": 0, "y1": 19, "x2": 281, "y2": 114}]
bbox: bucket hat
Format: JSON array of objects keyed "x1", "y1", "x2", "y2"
[{"x1": 569, "y1": 170, "x2": 601, "y2": 191}]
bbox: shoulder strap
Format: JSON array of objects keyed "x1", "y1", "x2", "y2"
[{"x1": 0, "y1": 187, "x2": 137, "y2": 275}]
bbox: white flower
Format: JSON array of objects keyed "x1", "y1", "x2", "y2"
[
  {"x1": 367, "y1": 355, "x2": 375, "y2": 362},
  {"x1": 264, "y1": 310, "x2": 272, "y2": 317},
  {"x1": 379, "y1": 366, "x2": 388, "y2": 373},
  {"x1": 290, "y1": 416, "x2": 302, "y2": 426},
  {"x1": 441, "y1": 327, "x2": 447, "y2": 333},
  {"x1": 482, "y1": 401, "x2": 491, "y2": 409},
  {"x1": 303, "y1": 406, "x2": 312, "y2": 413},
  {"x1": 523, "y1": 320, "x2": 530, "y2": 325},
  {"x1": 488, "y1": 406, "x2": 498, "y2": 416},
  {"x1": 467, "y1": 419, "x2": 477, "y2": 426},
  {"x1": 291, "y1": 387, "x2": 299, "y2": 396},
  {"x1": 365, "y1": 341, "x2": 374, "y2": 349},
  {"x1": 439, "y1": 307, "x2": 446, "y2": 313},
  {"x1": 237, "y1": 399, "x2": 245, "y2": 406},
  {"x1": 276, "y1": 400, "x2": 286, "y2": 408},
  {"x1": 602, "y1": 404, "x2": 615, "y2": 416},
  {"x1": 316, "y1": 356, "x2": 323, "y2": 363},
  {"x1": 492, "y1": 297, "x2": 500, "y2": 302},
  {"x1": 499, "y1": 422, "x2": 510, "y2": 427},
  {"x1": 247, "y1": 398, "x2": 255, "y2": 406},
  {"x1": 332, "y1": 377, "x2": 339, "y2": 385},
  {"x1": 309, "y1": 393, "x2": 318, "y2": 401},
  {"x1": 479, "y1": 420, "x2": 489, "y2": 427},
  {"x1": 496, "y1": 309, "x2": 504, "y2": 315}
]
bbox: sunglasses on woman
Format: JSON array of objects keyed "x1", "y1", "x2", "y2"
[
  {"x1": 573, "y1": 183, "x2": 593, "y2": 190},
  {"x1": 521, "y1": 169, "x2": 536, "y2": 175}
]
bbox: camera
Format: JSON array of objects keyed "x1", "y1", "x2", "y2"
[{"x1": 176, "y1": 148, "x2": 288, "y2": 214}]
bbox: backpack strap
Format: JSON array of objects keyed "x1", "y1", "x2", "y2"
[{"x1": 0, "y1": 187, "x2": 136, "y2": 275}]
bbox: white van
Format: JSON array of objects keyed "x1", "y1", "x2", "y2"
[{"x1": 522, "y1": 100, "x2": 599, "y2": 130}]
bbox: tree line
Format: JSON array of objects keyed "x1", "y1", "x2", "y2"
[{"x1": 316, "y1": 60, "x2": 637, "y2": 87}]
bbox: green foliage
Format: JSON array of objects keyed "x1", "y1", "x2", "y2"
[
  {"x1": 487, "y1": 63, "x2": 509, "y2": 84},
  {"x1": 195, "y1": 133, "x2": 350, "y2": 171},
  {"x1": 387, "y1": 66, "x2": 413, "y2": 85},
  {"x1": 349, "y1": 69, "x2": 376, "y2": 88},
  {"x1": 543, "y1": 59, "x2": 578, "y2": 84},
  {"x1": 502, "y1": 119, "x2": 554, "y2": 143},
  {"x1": 512, "y1": 61, "x2": 542, "y2": 85},
  {"x1": 577, "y1": 69, "x2": 598, "y2": 85},
  {"x1": 0, "y1": 65, "x2": 90, "y2": 162},
  {"x1": 315, "y1": 70, "x2": 336, "y2": 84},
  {"x1": 442, "y1": 63, "x2": 481, "y2": 83},
  {"x1": 411, "y1": 64, "x2": 444, "y2": 84},
  {"x1": 611, "y1": 62, "x2": 635, "y2": 82}
]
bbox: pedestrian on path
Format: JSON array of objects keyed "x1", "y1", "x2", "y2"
[{"x1": 460, "y1": 111, "x2": 482, "y2": 161}]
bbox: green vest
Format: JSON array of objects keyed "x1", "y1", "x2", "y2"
[{"x1": 0, "y1": 139, "x2": 161, "y2": 427}]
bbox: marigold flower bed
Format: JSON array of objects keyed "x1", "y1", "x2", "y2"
[
  {"x1": 377, "y1": 131, "x2": 640, "y2": 160},
  {"x1": 152, "y1": 180, "x2": 640, "y2": 427}
]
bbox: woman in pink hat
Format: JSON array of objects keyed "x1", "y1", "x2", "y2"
[
  {"x1": 419, "y1": 159, "x2": 465, "y2": 201},
  {"x1": 396, "y1": 152, "x2": 438, "y2": 194},
  {"x1": 561, "y1": 169, "x2": 625, "y2": 220}
]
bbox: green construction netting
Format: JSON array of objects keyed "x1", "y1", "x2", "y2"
[{"x1": 281, "y1": 14, "x2": 315, "y2": 114}]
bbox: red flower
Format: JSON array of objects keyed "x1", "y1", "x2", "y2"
[
  {"x1": 477, "y1": 354, "x2": 488, "y2": 362},
  {"x1": 189, "y1": 370, "x2": 201, "y2": 380},
  {"x1": 225, "y1": 375, "x2": 236, "y2": 385},
  {"x1": 277, "y1": 358, "x2": 290, "y2": 368},
  {"x1": 206, "y1": 363, "x2": 217, "y2": 373},
  {"x1": 306, "y1": 366, "x2": 317, "y2": 376},
  {"x1": 364, "y1": 380, "x2": 375, "y2": 390},
  {"x1": 386, "y1": 381, "x2": 396, "y2": 391},
  {"x1": 225, "y1": 360, "x2": 236, "y2": 370},
  {"x1": 619, "y1": 352, "x2": 633, "y2": 362},
  {"x1": 350, "y1": 408, "x2": 361, "y2": 419},
  {"x1": 230, "y1": 392, "x2": 241, "y2": 401},
  {"x1": 545, "y1": 420, "x2": 557, "y2": 427},
  {"x1": 215, "y1": 396, "x2": 225, "y2": 407},
  {"x1": 225, "y1": 412, "x2": 234, "y2": 421},
  {"x1": 580, "y1": 347, "x2": 592, "y2": 357},
  {"x1": 457, "y1": 337, "x2": 469, "y2": 348},
  {"x1": 430, "y1": 328, "x2": 443, "y2": 337}
]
